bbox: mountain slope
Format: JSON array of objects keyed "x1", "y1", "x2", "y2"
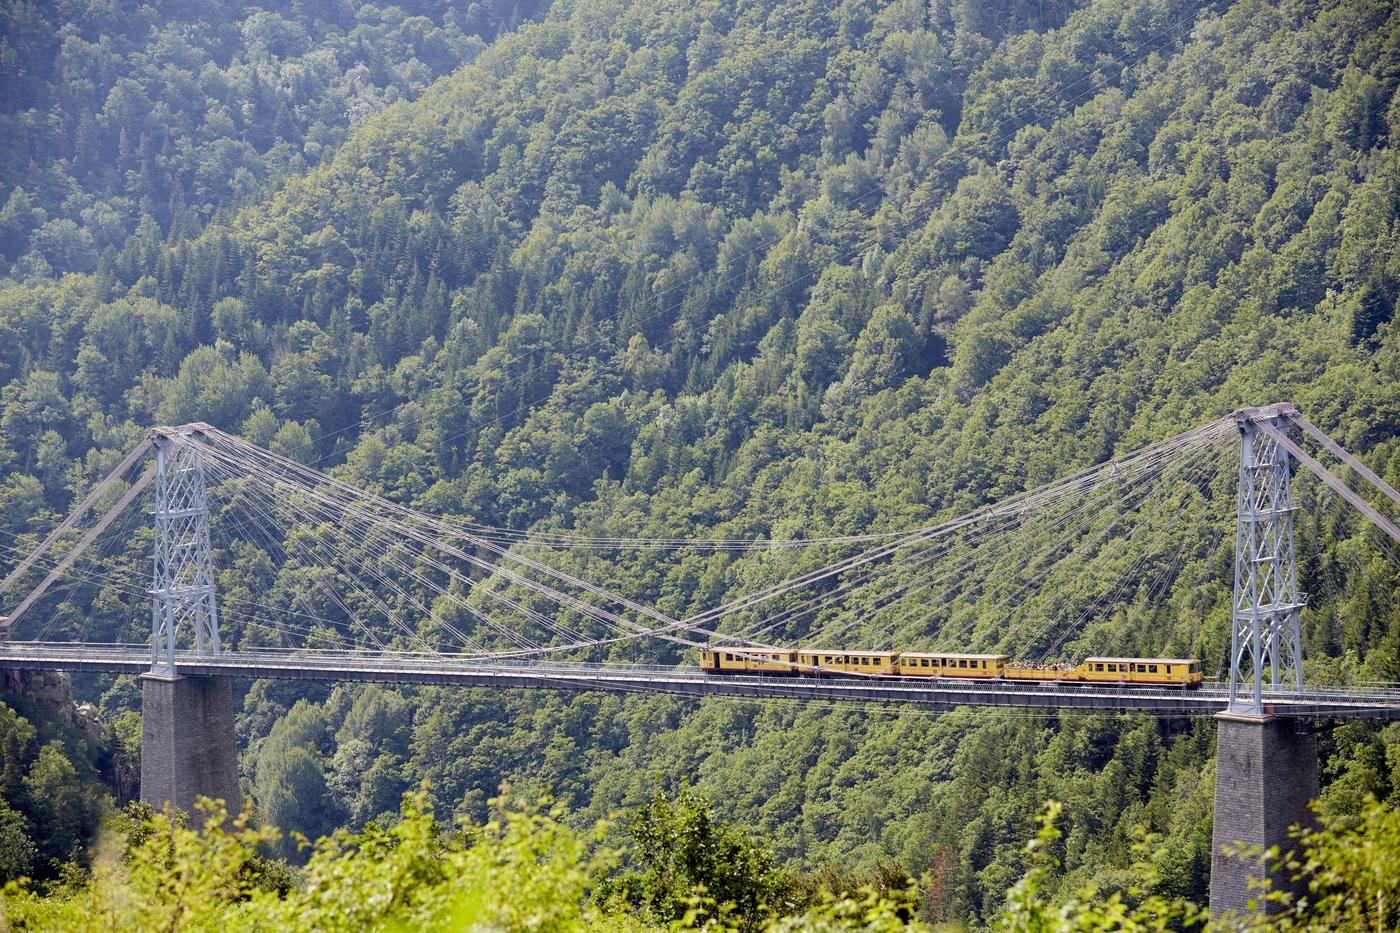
[{"x1": 1, "y1": 0, "x2": 1399, "y2": 920}]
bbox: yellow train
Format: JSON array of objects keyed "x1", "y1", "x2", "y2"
[{"x1": 698, "y1": 648, "x2": 1204, "y2": 688}]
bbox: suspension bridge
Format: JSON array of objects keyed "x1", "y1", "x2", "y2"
[{"x1": 0, "y1": 401, "x2": 1398, "y2": 915}]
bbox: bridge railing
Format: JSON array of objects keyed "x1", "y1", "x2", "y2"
[{"x1": 5, "y1": 642, "x2": 1400, "y2": 706}]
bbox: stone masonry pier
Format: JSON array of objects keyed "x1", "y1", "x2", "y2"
[
  {"x1": 140, "y1": 673, "x2": 240, "y2": 816},
  {"x1": 1209, "y1": 712, "x2": 1319, "y2": 915}
]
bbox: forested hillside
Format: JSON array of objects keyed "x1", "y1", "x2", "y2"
[
  {"x1": 2, "y1": 0, "x2": 1399, "y2": 922},
  {"x1": 0, "y1": 0, "x2": 546, "y2": 279}
]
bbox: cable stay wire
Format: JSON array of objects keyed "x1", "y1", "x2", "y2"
[
  {"x1": 194, "y1": 417, "x2": 1234, "y2": 655},
  {"x1": 191, "y1": 435, "x2": 754, "y2": 658},
  {"x1": 0, "y1": 408, "x2": 1280, "y2": 672},
  {"x1": 923, "y1": 439, "x2": 1221, "y2": 656},
  {"x1": 191, "y1": 429, "x2": 774, "y2": 652},
  {"x1": 1026, "y1": 447, "x2": 1226, "y2": 661},
  {"x1": 680, "y1": 418, "x2": 1235, "y2": 636},
  {"x1": 731, "y1": 450, "x2": 1182, "y2": 649}
]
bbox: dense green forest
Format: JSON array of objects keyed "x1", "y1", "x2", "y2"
[
  {"x1": 0, "y1": 0, "x2": 546, "y2": 279},
  {"x1": 4, "y1": 789, "x2": 1400, "y2": 929},
  {"x1": 2, "y1": 0, "x2": 1400, "y2": 924}
]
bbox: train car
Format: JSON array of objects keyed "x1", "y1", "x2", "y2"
[
  {"x1": 1002, "y1": 662, "x2": 1079, "y2": 681},
  {"x1": 698, "y1": 647, "x2": 1204, "y2": 689},
  {"x1": 795, "y1": 650, "x2": 899, "y2": 675},
  {"x1": 700, "y1": 647, "x2": 799, "y2": 674},
  {"x1": 896, "y1": 652, "x2": 1009, "y2": 678},
  {"x1": 1077, "y1": 657, "x2": 1203, "y2": 687}
]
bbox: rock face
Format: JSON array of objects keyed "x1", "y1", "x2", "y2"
[{"x1": 0, "y1": 668, "x2": 105, "y2": 750}]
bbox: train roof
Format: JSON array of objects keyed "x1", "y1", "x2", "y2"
[
  {"x1": 799, "y1": 649, "x2": 899, "y2": 657},
  {"x1": 1084, "y1": 656, "x2": 1200, "y2": 665}
]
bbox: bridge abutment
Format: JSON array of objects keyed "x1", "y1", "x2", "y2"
[
  {"x1": 1209, "y1": 712, "x2": 1318, "y2": 916},
  {"x1": 140, "y1": 672, "x2": 240, "y2": 816}
]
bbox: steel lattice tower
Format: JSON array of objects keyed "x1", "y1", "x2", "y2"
[
  {"x1": 1230, "y1": 409, "x2": 1304, "y2": 712},
  {"x1": 150, "y1": 426, "x2": 221, "y2": 675}
]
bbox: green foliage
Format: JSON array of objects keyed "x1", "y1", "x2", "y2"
[
  {"x1": 0, "y1": 0, "x2": 548, "y2": 279},
  {"x1": 251, "y1": 700, "x2": 343, "y2": 857},
  {"x1": 0, "y1": 793, "x2": 688, "y2": 931},
  {"x1": 601, "y1": 787, "x2": 797, "y2": 930},
  {"x1": 10, "y1": 792, "x2": 1400, "y2": 931},
  {"x1": 998, "y1": 797, "x2": 1400, "y2": 933},
  {"x1": 2, "y1": 0, "x2": 1400, "y2": 924},
  {"x1": 996, "y1": 801, "x2": 1208, "y2": 932},
  {"x1": 1244, "y1": 796, "x2": 1400, "y2": 931},
  {"x1": 0, "y1": 699, "x2": 108, "y2": 883}
]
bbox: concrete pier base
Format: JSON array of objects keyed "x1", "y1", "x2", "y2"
[
  {"x1": 1209, "y1": 712, "x2": 1318, "y2": 916},
  {"x1": 140, "y1": 673, "x2": 240, "y2": 817}
]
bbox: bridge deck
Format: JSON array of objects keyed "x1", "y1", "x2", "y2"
[{"x1": 3, "y1": 644, "x2": 1398, "y2": 719}]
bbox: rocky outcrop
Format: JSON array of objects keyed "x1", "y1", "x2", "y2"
[{"x1": 0, "y1": 668, "x2": 105, "y2": 750}]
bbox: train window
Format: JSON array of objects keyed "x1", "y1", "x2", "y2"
[
  {"x1": 1094, "y1": 663, "x2": 1104, "y2": 672},
  {"x1": 724, "y1": 653, "x2": 732, "y2": 661},
  {"x1": 959, "y1": 659, "x2": 968, "y2": 668},
  {"x1": 922, "y1": 659, "x2": 930, "y2": 667},
  {"x1": 1149, "y1": 665, "x2": 1158, "y2": 673}
]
